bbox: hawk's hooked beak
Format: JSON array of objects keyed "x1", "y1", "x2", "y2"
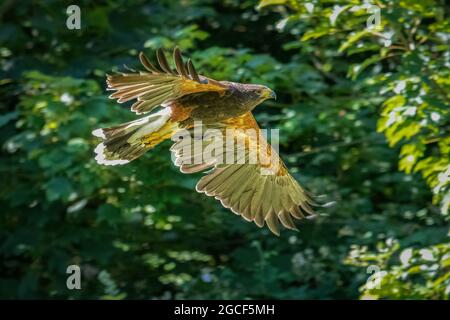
[
  {"x1": 262, "y1": 88, "x2": 277, "y2": 100},
  {"x1": 270, "y1": 90, "x2": 277, "y2": 100}
]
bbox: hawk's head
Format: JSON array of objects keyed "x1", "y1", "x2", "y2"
[
  {"x1": 239, "y1": 84, "x2": 276, "y2": 105},
  {"x1": 259, "y1": 85, "x2": 277, "y2": 100}
]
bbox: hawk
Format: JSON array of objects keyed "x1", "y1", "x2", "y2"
[{"x1": 93, "y1": 48, "x2": 315, "y2": 235}]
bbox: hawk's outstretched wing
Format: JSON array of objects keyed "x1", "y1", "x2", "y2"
[
  {"x1": 107, "y1": 48, "x2": 227, "y2": 114},
  {"x1": 170, "y1": 112, "x2": 315, "y2": 235}
]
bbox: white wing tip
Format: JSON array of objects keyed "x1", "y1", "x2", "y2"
[
  {"x1": 92, "y1": 128, "x2": 106, "y2": 139},
  {"x1": 94, "y1": 143, "x2": 129, "y2": 166}
]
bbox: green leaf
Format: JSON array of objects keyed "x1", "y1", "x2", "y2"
[
  {"x1": 339, "y1": 30, "x2": 371, "y2": 53},
  {"x1": 257, "y1": 0, "x2": 287, "y2": 10},
  {"x1": 0, "y1": 111, "x2": 18, "y2": 127},
  {"x1": 45, "y1": 177, "x2": 73, "y2": 202}
]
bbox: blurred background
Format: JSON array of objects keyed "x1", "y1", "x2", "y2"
[{"x1": 0, "y1": 0, "x2": 448, "y2": 299}]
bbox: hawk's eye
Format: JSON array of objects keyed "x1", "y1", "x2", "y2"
[{"x1": 258, "y1": 88, "x2": 268, "y2": 95}]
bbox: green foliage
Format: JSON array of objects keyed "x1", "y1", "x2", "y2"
[
  {"x1": 258, "y1": 0, "x2": 449, "y2": 299},
  {"x1": 0, "y1": 0, "x2": 448, "y2": 299},
  {"x1": 346, "y1": 238, "x2": 450, "y2": 299}
]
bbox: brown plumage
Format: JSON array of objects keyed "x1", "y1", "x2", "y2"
[{"x1": 93, "y1": 48, "x2": 315, "y2": 235}]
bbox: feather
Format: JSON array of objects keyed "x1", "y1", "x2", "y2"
[
  {"x1": 265, "y1": 209, "x2": 280, "y2": 236},
  {"x1": 278, "y1": 211, "x2": 297, "y2": 230},
  {"x1": 205, "y1": 165, "x2": 246, "y2": 197},
  {"x1": 187, "y1": 59, "x2": 201, "y2": 83},
  {"x1": 156, "y1": 49, "x2": 176, "y2": 75},
  {"x1": 139, "y1": 85, "x2": 174, "y2": 100},
  {"x1": 173, "y1": 47, "x2": 189, "y2": 78},
  {"x1": 289, "y1": 205, "x2": 305, "y2": 219},
  {"x1": 139, "y1": 52, "x2": 160, "y2": 73}
]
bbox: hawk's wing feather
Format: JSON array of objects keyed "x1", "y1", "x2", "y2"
[
  {"x1": 170, "y1": 112, "x2": 315, "y2": 235},
  {"x1": 107, "y1": 48, "x2": 227, "y2": 115}
]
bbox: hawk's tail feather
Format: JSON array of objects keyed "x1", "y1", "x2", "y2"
[{"x1": 92, "y1": 109, "x2": 177, "y2": 166}]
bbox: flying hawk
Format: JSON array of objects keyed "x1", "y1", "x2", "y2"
[{"x1": 93, "y1": 48, "x2": 315, "y2": 235}]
